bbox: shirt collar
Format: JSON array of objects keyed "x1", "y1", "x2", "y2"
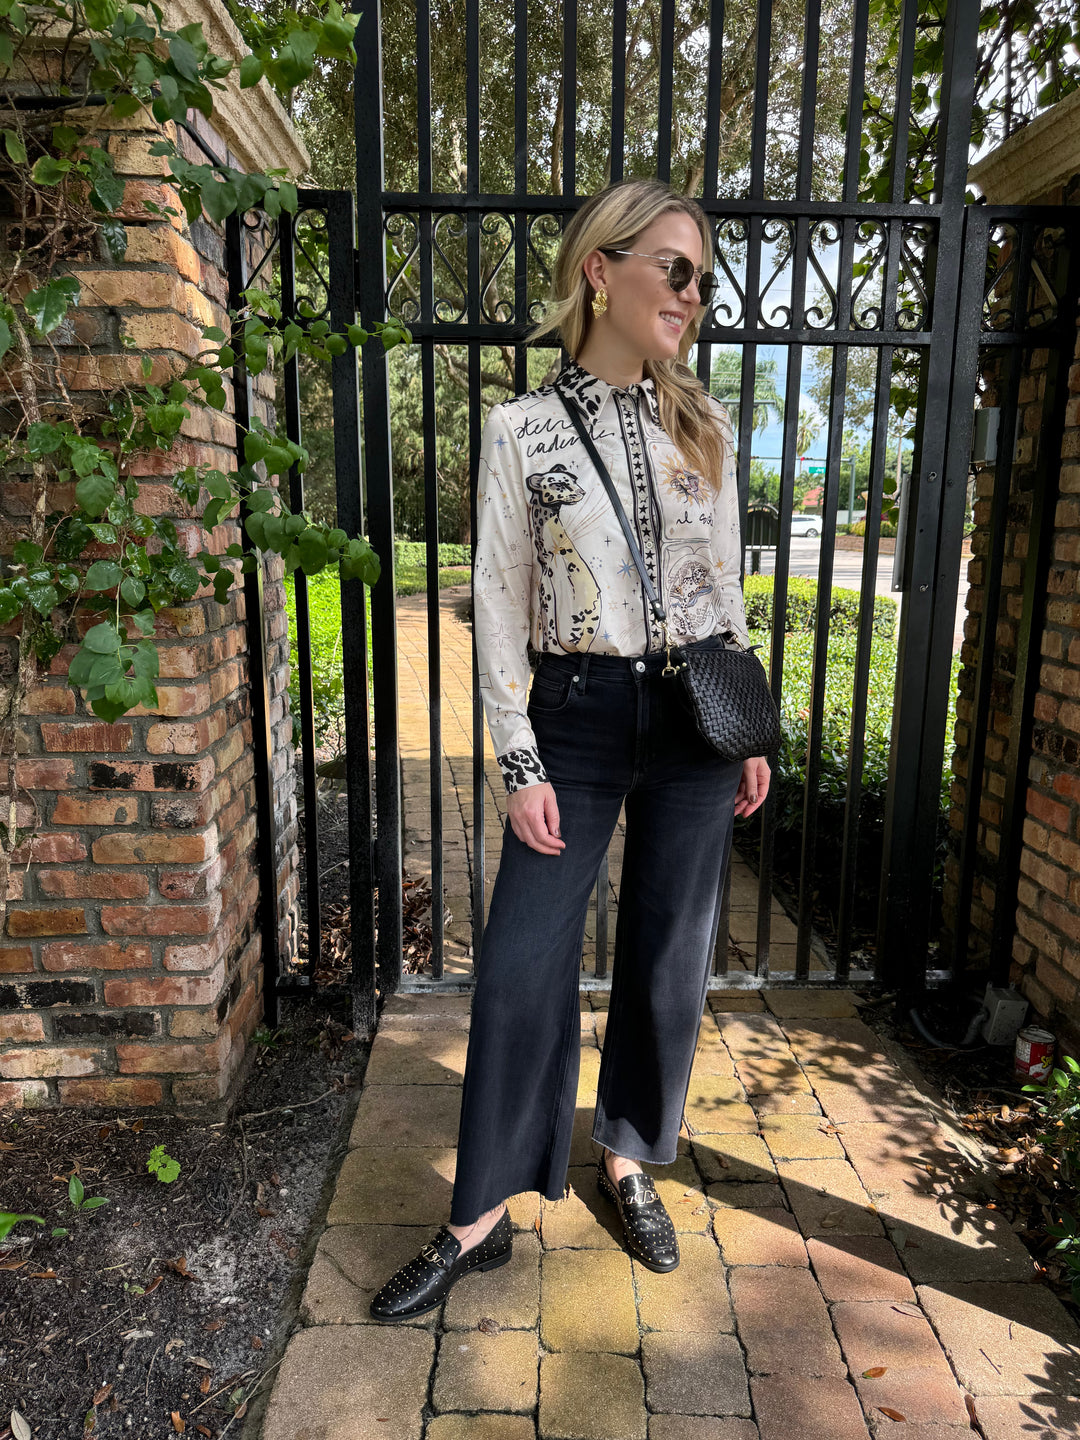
[{"x1": 556, "y1": 358, "x2": 662, "y2": 428}]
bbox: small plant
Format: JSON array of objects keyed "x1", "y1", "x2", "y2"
[
  {"x1": 146, "y1": 1145, "x2": 181, "y2": 1184},
  {"x1": 1024, "y1": 1054, "x2": 1080, "y2": 1300},
  {"x1": 67, "y1": 1174, "x2": 109, "y2": 1214},
  {"x1": 0, "y1": 1212, "x2": 44, "y2": 1242},
  {"x1": 251, "y1": 1024, "x2": 291, "y2": 1050}
]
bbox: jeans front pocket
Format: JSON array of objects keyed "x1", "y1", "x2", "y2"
[{"x1": 526, "y1": 667, "x2": 576, "y2": 715}]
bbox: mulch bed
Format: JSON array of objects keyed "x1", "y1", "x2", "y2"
[{"x1": 0, "y1": 1000, "x2": 371, "y2": 1440}]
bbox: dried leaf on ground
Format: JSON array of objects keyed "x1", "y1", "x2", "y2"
[
  {"x1": 877, "y1": 1408, "x2": 907, "y2": 1422},
  {"x1": 863, "y1": 1366, "x2": 887, "y2": 1378}
]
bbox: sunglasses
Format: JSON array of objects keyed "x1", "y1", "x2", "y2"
[{"x1": 602, "y1": 249, "x2": 719, "y2": 306}]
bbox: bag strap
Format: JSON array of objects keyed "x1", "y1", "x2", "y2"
[{"x1": 555, "y1": 387, "x2": 666, "y2": 625}]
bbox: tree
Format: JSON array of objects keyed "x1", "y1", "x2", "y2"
[{"x1": 710, "y1": 348, "x2": 784, "y2": 434}]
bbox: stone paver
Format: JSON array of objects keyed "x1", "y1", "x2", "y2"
[
  {"x1": 692, "y1": 1134, "x2": 777, "y2": 1184},
  {"x1": 642, "y1": 1330, "x2": 752, "y2": 1416},
  {"x1": 540, "y1": 1248, "x2": 638, "y2": 1353},
  {"x1": 363, "y1": 1028, "x2": 470, "y2": 1085},
  {"x1": 634, "y1": 1232, "x2": 733, "y2": 1333},
  {"x1": 300, "y1": 1223, "x2": 444, "y2": 1327},
  {"x1": 427, "y1": 1417, "x2": 536, "y2": 1440},
  {"x1": 539, "y1": 1165, "x2": 623, "y2": 1249},
  {"x1": 730, "y1": 1267, "x2": 846, "y2": 1376},
  {"x1": 432, "y1": 1327, "x2": 539, "y2": 1413},
  {"x1": 806, "y1": 1236, "x2": 914, "y2": 1302},
  {"x1": 262, "y1": 1324, "x2": 433, "y2": 1440},
  {"x1": 917, "y1": 1282, "x2": 1080, "y2": 1396},
  {"x1": 442, "y1": 1230, "x2": 542, "y2": 1331},
  {"x1": 539, "y1": 1351, "x2": 647, "y2": 1439},
  {"x1": 777, "y1": 1157, "x2": 884, "y2": 1236},
  {"x1": 349, "y1": 1082, "x2": 462, "y2": 1146},
  {"x1": 683, "y1": 1074, "x2": 759, "y2": 1135},
  {"x1": 881, "y1": 1193, "x2": 1037, "y2": 1284},
  {"x1": 259, "y1": 956, "x2": 1070, "y2": 1440},
  {"x1": 763, "y1": 989, "x2": 860, "y2": 1018},
  {"x1": 326, "y1": 1144, "x2": 456, "y2": 1225},
  {"x1": 750, "y1": 1374, "x2": 870, "y2": 1440},
  {"x1": 648, "y1": 1422, "x2": 758, "y2": 1440},
  {"x1": 759, "y1": 1112, "x2": 847, "y2": 1160},
  {"x1": 970, "y1": 1394, "x2": 1080, "y2": 1439},
  {"x1": 712, "y1": 1206, "x2": 809, "y2": 1267}
]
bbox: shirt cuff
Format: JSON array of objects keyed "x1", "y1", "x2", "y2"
[{"x1": 498, "y1": 747, "x2": 549, "y2": 793}]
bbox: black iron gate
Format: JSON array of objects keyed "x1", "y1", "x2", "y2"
[{"x1": 238, "y1": 0, "x2": 1080, "y2": 1023}]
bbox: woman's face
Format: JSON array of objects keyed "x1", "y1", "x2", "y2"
[{"x1": 590, "y1": 210, "x2": 706, "y2": 363}]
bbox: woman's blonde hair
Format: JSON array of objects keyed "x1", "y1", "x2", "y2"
[{"x1": 530, "y1": 179, "x2": 725, "y2": 488}]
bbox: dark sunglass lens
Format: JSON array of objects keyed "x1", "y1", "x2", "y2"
[
  {"x1": 698, "y1": 272, "x2": 718, "y2": 305},
  {"x1": 667, "y1": 256, "x2": 694, "y2": 291}
]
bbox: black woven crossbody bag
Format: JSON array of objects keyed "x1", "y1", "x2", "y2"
[{"x1": 556, "y1": 388, "x2": 781, "y2": 763}]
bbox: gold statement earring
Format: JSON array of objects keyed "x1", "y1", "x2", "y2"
[{"x1": 592, "y1": 288, "x2": 608, "y2": 318}]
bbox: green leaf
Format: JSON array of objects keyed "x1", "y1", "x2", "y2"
[
  {"x1": 0, "y1": 316, "x2": 10, "y2": 361},
  {"x1": 13, "y1": 540, "x2": 43, "y2": 567},
  {"x1": 75, "y1": 472, "x2": 116, "y2": 517},
  {"x1": 68, "y1": 1174, "x2": 85, "y2": 1207},
  {"x1": 24, "y1": 276, "x2": 81, "y2": 335},
  {"x1": 120, "y1": 576, "x2": 146, "y2": 607},
  {"x1": 28, "y1": 583, "x2": 59, "y2": 616},
  {"x1": 2, "y1": 127, "x2": 26, "y2": 164},
  {"x1": 80, "y1": 1197, "x2": 109, "y2": 1211},
  {"x1": 83, "y1": 622, "x2": 121, "y2": 655},
  {"x1": 200, "y1": 175, "x2": 236, "y2": 225},
  {"x1": 84, "y1": 0, "x2": 119, "y2": 27},
  {"x1": 84, "y1": 560, "x2": 123, "y2": 592},
  {"x1": 0, "y1": 1213, "x2": 44, "y2": 1242},
  {"x1": 30, "y1": 155, "x2": 71, "y2": 186},
  {"x1": 239, "y1": 53, "x2": 263, "y2": 88},
  {"x1": 296, "y1": 527, "x2": 328, "y2": 574}
]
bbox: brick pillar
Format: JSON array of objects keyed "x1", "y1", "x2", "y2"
[
  {"x1": 949, "y1": 110, "x2": 1080, "y2": 1054},
  {"x1": 0, "y1": 7, "x2": 308, "y2": 1112}
]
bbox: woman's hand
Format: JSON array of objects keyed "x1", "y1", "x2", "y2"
[
  {"x1": 506, "y1": 781, "x2": 566, "y2": 855},
  {"x1": 734, "y1": 756, "x2": 770, "y2": 819}
]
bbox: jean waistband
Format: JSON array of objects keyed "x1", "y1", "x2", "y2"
[{"x1": 535, "y1": 632, "x2": 736, "y2": 680}]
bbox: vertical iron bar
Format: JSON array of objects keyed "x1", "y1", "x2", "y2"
[
  {"x1": 714, "y1": 863, "x2": 732, "y2": 978},
  {"x1": 656, "y1": 0, "x2": 675, "y2": 185},
  {"x1": 610, "y1": 0, "x2": 627, "y2": 185},
  {"x1": 701, "y1": 0, "x2": 725, "y2": 204},
  {"x1": 888, "y1": 0, "x2": 919, "y2": 205},
  {"x1": 417, "y1": 0, "x2": 443, "y2": 977},
  {"x1": 836, "y1": 344, "x2": 894, "y2": 977},
  {"x1": 876, "y1": 0, "x2": 981, "y2": 987},
  {"x1": 279, "y1": 214, "x2": 321, "y2": 981},
  {"x1": 225, "y1": 211, "x2": 282, "y2": 1027},
  {"x1": 469, "y1": 348, "x2": 486, "y2": 963},
  {"x1": 747, "y1": 0, "x2": 773, "y2": 202},
  {"x1": 563, "y1": 0, "x2": 577, "y2": 197},
  {"x1": 326, "y1": 191, "x2": 377, "y2": 1029},
  {"x1": 795, "y1": 0, "x2": 821, "y2": 201},
  {"x1": 842, "y1": 0, "x2": 870, "y2": 203},
  {"x1": 354, "y1": 0, "x2": 403, "y2": 998}
]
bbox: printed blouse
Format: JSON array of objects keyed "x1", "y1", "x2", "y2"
[{"x1": 473, "y1": 358, "x2": 750, "y2": 793}]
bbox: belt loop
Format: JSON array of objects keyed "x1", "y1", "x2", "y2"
[{"x1": 574, "y1": 654, "x2": 590, "y2": 693}]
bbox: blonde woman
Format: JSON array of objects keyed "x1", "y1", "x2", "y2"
[{"x1": 370, "y1": 178, "x2": 770, "y2": 1322}]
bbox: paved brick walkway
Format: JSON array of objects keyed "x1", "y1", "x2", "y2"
[
  {"x1": 395, "y1": 587, "x2": 819, "y2": 979},
  {"x1": 259, "y1": 989, "x2": 1080, "y2": 1439}
]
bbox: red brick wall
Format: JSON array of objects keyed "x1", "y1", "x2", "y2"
[
  {"x1": 0, "y1": 114, "x2": 300, "y2": 1111},
  {"x1": 946, "y1": 171, "x2": 1080, "y2": 1055}
]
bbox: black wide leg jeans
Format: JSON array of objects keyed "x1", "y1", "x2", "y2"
[{"x1": 448, "y1": 638, "x2": 744, "y2": 1226}]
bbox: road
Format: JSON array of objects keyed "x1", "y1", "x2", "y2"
[{"x1": 744, "y1": 536, "x2": 969, "y2": 652}]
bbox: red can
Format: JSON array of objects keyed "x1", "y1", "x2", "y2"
[{"x1": 1014, "y1": 1025, "x2": 1055, "y2": 1083}]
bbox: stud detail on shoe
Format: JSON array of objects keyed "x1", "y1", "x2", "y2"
[
  {"x1": 596, "y1": 1156, "x2": 680, "y2": 1273},
  {"x1": 368, "y1": 1208, "x2": 514, "y2": 1322}
]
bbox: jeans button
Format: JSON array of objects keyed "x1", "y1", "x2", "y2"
[{"x1": 634, "y1": 660, "x2": 645, "y2": 673}]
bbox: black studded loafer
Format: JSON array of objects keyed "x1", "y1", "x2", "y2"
[
  {"x1": 368, "y1": 1207, "x2": 513, "y2": 1322},
  {"x1": 596, "y1": 1156, "x2": 680, "y2": 1272}
]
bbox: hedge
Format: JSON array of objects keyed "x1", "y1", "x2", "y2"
[
  {"x1": 743, "y1": 575, "x2": 897, "y2": 640},
  {"x1": 394, "y1": 541, "x2": 472, "y2": 569}
]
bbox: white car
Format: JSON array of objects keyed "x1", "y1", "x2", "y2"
[{"x1": 790, "y1": 514, "x2": 822, "y2": 538}]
